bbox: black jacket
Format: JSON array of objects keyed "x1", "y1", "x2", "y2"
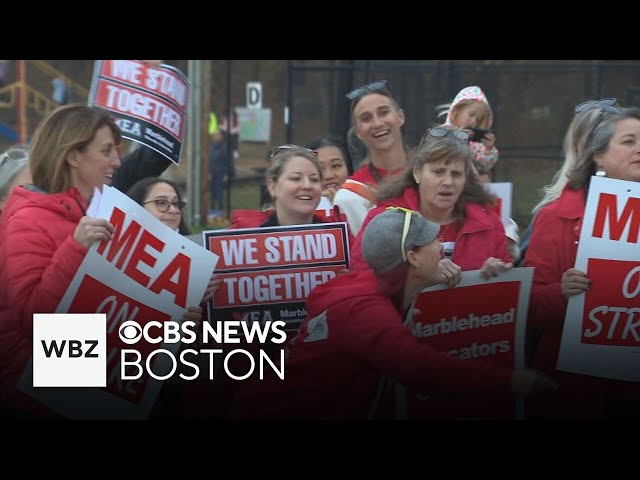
[{"x1": 112, "y1": 146, "x2": 172, "y2": 193}]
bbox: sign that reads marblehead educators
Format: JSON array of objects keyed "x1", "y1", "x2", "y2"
[
  {"x1": 203, "y1": 223, "x2": 349, "y2": 333},
  {"x1": 88, "y1": 60, "x2": 189, "y2": 165},
  {"x1": 403, "y1": 268, "x2": 533, "y2": 419},
  {"x1": 558, "y1": 176, "x2": 640, "y2": 382}
]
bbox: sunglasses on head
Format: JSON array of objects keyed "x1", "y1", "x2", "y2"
[
  {"x1": 345, "y1": 80, "x2": 390, "y2": 101},
  {"x1": 0, "y1": 148, "x2": 28, "y2": 169},
  {"x1": 419, "y1": 127, "x2": 469, "y2": 149},
  {"x1": 575, "y1": 98, "x2": 621, "y2": 115},
  {"x1": 385, "y1": 206, "x2": 420, "y2": 262},
  {"x1": 269, "y1": 144, "x2": 317, "y2": 161}
]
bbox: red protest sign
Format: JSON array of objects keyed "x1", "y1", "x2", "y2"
[
  {"x1": 412, "y1": 281, "x2": 520, "y2": 368},
  {"x1": 67, "y1": 274, "x2": 171, "y2": 404},
  {"x1": 582, "y1": 258, "x2": 640, "y2": 347}
]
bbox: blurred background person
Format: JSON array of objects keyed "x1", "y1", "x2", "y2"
[{"x1": 0, "y1": 147, "x2": 30, "y2": 216}]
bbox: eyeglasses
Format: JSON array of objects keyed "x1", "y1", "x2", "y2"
[
  {"x1": 0, "y1": 148, "x2": 28, "y2": 170},
  {"x1": 269, "y1": 144, "x2": 317, "y2": 160},
  {"x1": 386, "y1": 206, "x2": 419, "y2": 262},
  {"x1": 575, "y1": 98, "x2": 621, "y2": 115},
  {"x1": 418, "y1": 127, "x2": 469, "y2": 149},
  {"x1": 345, "y1": 80, "x2": 390, "y2": 101},
  {"x1": 143, "y1": 199, "x2": 187, "y2": 213}
]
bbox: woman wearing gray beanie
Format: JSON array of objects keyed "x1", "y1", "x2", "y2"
[{"x1": 227, "y1": 208, "x2": 556, "y2": 419}]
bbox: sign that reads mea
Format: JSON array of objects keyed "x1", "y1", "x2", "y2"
[{"x1": 33, "y1": 314, "x2": 106, "y2": 387}]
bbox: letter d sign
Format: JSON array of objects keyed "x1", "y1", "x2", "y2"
[{"x1": 246, "y1": 82, "x2": 262, "y2": 109}]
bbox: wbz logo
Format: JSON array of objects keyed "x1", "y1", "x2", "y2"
[
  {"x1": 33, "y1": 314, "x2": 106, "y2": 387},
  {"x1": 41, "y1": 340, "x2": 99, "y2": 358}
]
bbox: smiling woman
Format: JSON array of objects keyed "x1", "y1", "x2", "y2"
[
  {"x1": 306, "y1": 135, "x2": 353, "y2": 207},
  {"x1": 127, "y1": 177, "x2": 190, "y2": 234},
  {"x1": 230, "y1": 145, "x2": 348, "y2": 229},
  {"x1": 334, "y1": 80, "x2": 409, "y2": 236},
  {"x1": 523, "y1": 101, "x2": 640, "y2": 419},
  {"x1": 0, "y1": 104, "x2": 124, "y2": 416}
]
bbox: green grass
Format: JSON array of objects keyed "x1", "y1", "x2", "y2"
[
  {"x1": 229, "y1": 180, "x2": 262, "y2": 210},
  {"x1": 190, "y1": 180, "x2": 262, "y2": 234}
]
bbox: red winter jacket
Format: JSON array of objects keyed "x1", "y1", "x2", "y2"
[
  {"x1": 230, "y1": 206, "x2": 354, "y2": 245},
  {"x1": 182, "y1": 206, "x2": 353, "y2": 418},
  {"x1": 228, "y1": 268, "x2": 512, "y2": 419},
  {"x1": 523, "y1": 186, "x2": 634, "y2": 418},
  {"x1": 0, "y1": 185, "x2": 88, "y2": 413},
  {"x1": 350, "y1": 186, "x2": 510, "y2": 271},
  {"x1": 349, "y1": 163, "x2": 403, "y2": 186}
]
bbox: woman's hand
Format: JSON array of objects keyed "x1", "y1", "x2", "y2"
[
  {"x1": 182, "y1": 305, "x2": 203, "y2": 332},
  {"x1": 439, "y1": 258, "x2": 462, "y2": 288},
  {"x1": 480, "y1": 257, "x2": 512, "y2": 280},
  {"x1": 202, "y1": 275, "x2": 222, "y2": 303},
  {"x1": 561, "y1": 268, "x2": 590, "y2": 301},
  {"x1": 73, "y1": 216, "x2": 114, "y2": 248}
]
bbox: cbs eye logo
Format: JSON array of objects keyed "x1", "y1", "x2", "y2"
[{"x1": 119, "y1": 321, "x2": 142, "y2": 344}]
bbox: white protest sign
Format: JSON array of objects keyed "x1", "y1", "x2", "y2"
[
  {"x1": 19, "y1": 185, "x2": 219, "y2": 419},
  {"x1": 484, "y1": 182, "x2": 513, "y2": 226},
  {"x1": 558, "y1": 176, "x2": 640, "y2": 381}
]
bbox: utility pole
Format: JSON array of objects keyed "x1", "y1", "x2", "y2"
[
  {"x1": 187, "y1": 60, "x2": 202, "y2": 229},
  {"x1": 201, "y1": 61, "x2": 211, "y2": 227},
  {"x1": 16, "y1": 60, "x2": 27, "y2": 144}
]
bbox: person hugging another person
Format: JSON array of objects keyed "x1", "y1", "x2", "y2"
[
  {"x1": 224, "y1": 208, "x2": 556, "y2": 419},
  {"x1": 443, "y1": 86, "x2": 499, "y2": 175}
]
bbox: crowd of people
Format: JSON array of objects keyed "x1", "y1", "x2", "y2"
[{"x1": 0, "y1": 73, "x2": 638, "y2": 420}]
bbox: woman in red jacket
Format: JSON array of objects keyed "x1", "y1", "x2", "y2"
[
  {"x1": 231, "y1": 144, "x2": 348, "y2": 230},
  {"x1": 352, "y1": 125, "x2": 511, "y2": 279},
  {"x1": 185, "y1": 145, "x2": 350, "y2": 417},
  {"x1": 0, "y1": 105, "x2": 202, "y2": 417},
  {"x1": 524, "y1": 100, "x2": 640, "y2": 419},
  {"x1": 226, "y1": 208, "x2": 555, "y2": 419},
  {"x1": 0, "y1": 105, "x2": 122, "y2": 415}
]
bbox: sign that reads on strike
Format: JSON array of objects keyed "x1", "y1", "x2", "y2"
[
  {"x1": 558, "y1": 176, "x2": 640, "y2": 382},
  {"x1": 203, "y1": 223, "x2": 349, "y2": 332},
  {"x1": 88, "y1": 60, "x2": 190, "y2": 165}
]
